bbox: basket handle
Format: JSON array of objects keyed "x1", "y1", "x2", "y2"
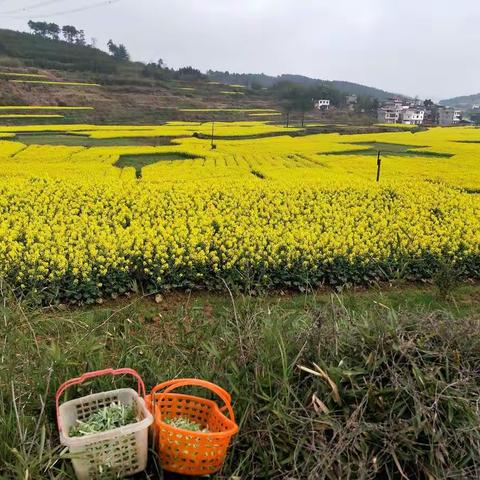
[
  {"x1": 55, "y1": 368, "x2": 146, "y2": 431},
  {"x1": 151, "y1": 378, "x2": 235, "y2": 423}
]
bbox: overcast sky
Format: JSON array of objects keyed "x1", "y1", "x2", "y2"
[{"x1": 1, "y1": 0, "x2": 479, "y2": 100}]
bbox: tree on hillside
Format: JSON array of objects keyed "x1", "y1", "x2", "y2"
[
  {"x1": 46, "y1": 23, "x2": 60, "y2": 40},
  {"x1": 28, "y1": 21, "x2": 48, "y2": 37},
  {"x1": 107, "y1": 40, "x2": 130, "y2": 60},
  {"x1": 142, "y1": 61, "x2": 172, "y2": 80},
  {"x1": 76, "y1": 30, "x2": 86, "y2": 46},
  {"x1": 356, "y1": 96, "x2": 379, "y2": 113},
  {"x1": 62, "y1": 25, "x2": 78, "y2": 42},
  {"x1": 174, "y1": 66, "x2": 204, "y2": 81},
  {"x1": 273, "y1": 82, "x2": 316, "y2": 127},
  {"x1": 62, "y1": 25, "x2": 86, "y2": 45},
  {"x1": 28, "y1": 21, "x2": 51, "y2": 38},
  {"x1": 28, "y1": 21, "x2": 60, "y2": 40}
]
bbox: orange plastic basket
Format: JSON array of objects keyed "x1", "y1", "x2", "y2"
[{"x1": 146, "y1": 378, "x2": 239, "y2": 476}]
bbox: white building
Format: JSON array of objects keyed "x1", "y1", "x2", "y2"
[
  {"x1": 438, "y1": 108, "x2": 462, "y2": 126},
  {"x1": 378, "y1": 99, "x2": 403, "y2": 123},
  {"x1": 314, "y1": 99, "x2": 330, "y2": 110},
  {"x1": 401, "y1": 108, "x2": 425, "y2": 125},
  {"x1": 378, "y1": 98, "x2": 426, "y2": 125},
  {"x1": 377, "y1": 108, "x2": 400, "y2": 123},
  {"x1": 346, "y1": 94, "x2": 358, "y2": 111}
]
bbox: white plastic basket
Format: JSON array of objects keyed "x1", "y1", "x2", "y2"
[{"x1": 56, "y1": 368, "x2": 153, "y2": 480}]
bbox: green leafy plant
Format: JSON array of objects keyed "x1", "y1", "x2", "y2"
[
  {"x1": 163, "y1": 416, "x2": 209, "y2": 432},
  {"x1": 69, "y1": 402, "x2": 137, "y2": 437}
]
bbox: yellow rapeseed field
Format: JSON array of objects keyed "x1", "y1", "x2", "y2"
[
  {"x1": 0, "y1": 122, "x2": 479, "y2": 300},
  {"x1": 0, "y1": 72, "x2": 48, "y2": 78},
  {"x1": 0, "y1": 114, "x2": 64, "y2": 118},
  {"x1": 0, "y1": 106, "x2": 94, "y2": 110},
  {"x1": 9, "y1": 80, "x2": 101, "y2": 87}
]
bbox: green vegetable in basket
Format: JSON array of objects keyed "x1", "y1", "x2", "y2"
[
  {"x1": 163, "y1": 416, "x2": 209, "y2": 433},
  {"x1": 69, "y1": 402, "x2": 137, "y2": 437}
]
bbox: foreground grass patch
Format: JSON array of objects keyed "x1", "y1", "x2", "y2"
[{"x1": 1, "y1": 286, "x2": 480, "y2": 478}]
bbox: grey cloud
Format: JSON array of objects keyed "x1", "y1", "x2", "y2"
[{"x1": 2, "y1": 0, "x2": 479, "y2": 99}]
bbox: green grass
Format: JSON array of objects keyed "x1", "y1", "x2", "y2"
[
  {"x1": 2, "y1": 284, "x2": 480, "y2": 479},
  {"x1": 14, "y1": 133, "x2": 174, "y2": 147},
  {"x1": 320, "y1": 141, "x2": 455, "y2": 158},
  {"x1": 115, "y1": 151, "x2": 201, "y2": 178}
]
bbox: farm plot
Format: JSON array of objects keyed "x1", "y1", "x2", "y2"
[{"x1": 0, "y1": 124, "x2": 479, "y2": 301}]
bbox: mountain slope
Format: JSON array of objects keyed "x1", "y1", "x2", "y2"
[
  {"x1": 439, "y1": 93, "x2": 480, "y2": 109},
  {"x1": 0, "y1": 28, "x2": 122, "y2": 74},
  {"x1": 0, "y1": 27, "x2": 388, "y2": 125}
]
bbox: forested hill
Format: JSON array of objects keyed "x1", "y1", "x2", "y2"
[
  {"x1": 0, "y1": 28, "x2": 120, "y2": 73},
  {"x1": 207, "y1": 71, "x2": 399, "y2": 101},
  {"x1": 439, "y1": 93, "x2": 480, "y2": 110},
  {"x1": 0, "y1": 26, "x2": 402, "y2": 103}
]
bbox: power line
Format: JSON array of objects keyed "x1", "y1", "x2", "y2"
[
  {"x1": 5, "y1": 0, "x2": 122, "y2": 18},
  {"x1": 1, "y1": 0, "x2": 68, "y2": 15}
]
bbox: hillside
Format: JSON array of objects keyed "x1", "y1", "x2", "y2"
[
  {"x1": 0, "y1": 27, "x2": 390, "y2": 125},
  {"x1": 0, "y1": 30, "x2": 284, "y2": 124},
  {"x1": 439, "y1": 93, "x2": 480, "y2": 109},
  {"x1": 0, "y1": 28, "x2": 121, "y2": 73},
  {"x1": 207, "y1": 71, "x2": 400, "y2": 101}
]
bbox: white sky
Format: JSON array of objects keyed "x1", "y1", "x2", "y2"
[{"x1": 1, "y1": 0, "x2": 479, "y2": 100}]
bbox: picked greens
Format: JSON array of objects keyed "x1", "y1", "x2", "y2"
[{"x1": 69, "y1": 402, "x2": 137, "y2": 437}]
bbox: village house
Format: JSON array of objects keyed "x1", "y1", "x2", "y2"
[
  {"x1": 438, "y1": 107, "x2": 463, "y2": 126},
  {"x1": 378, "y1": 97, "x2": 465, "y2": 126},
  {"x1": 346, "y1": 94, "x2": 358, "y2": 111},
  {"x1": 377, "y1": 97, "x2": 405, "y2": 123},
  {"x1": 314, "y1": 99, "x2": 330, "y2": 110},
  {"x1": 401, "y1": 108, "x2": 425, "y2": 125},
  {"x1": 378, "y1": 98, "x2": 434, "y2": 125}
]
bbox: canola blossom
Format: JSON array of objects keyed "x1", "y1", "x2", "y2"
[
  {"x1": 0, "y1": 106, "x2": 94, "y2": 110},
  {"x1": 0, "y1": 72, "x2": 48, "y2": 78},
  {"x1": 10, "y1": 80, "x2": 101, "y2": 87},
  {"x1": 0, "y1": 121, "x2": 301, "y2": 138},
  {"x1": 0, "y1": 123, "x2": 479, "y2": 300},
  {"x1": 0, "y1": 114, "x2": 64, "y2": 118}
]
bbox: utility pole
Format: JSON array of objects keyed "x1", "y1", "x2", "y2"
[
  {"x1": 376, "y1": 150, "x2": 381, "y2": 182},
  {"x1": 211, "y1": 121, "x2": 216, "y2": 149}
]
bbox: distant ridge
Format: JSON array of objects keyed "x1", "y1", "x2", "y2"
[
  {"x1": 439, "y1": 93, "x2": 480, "y2": 110},
  {"x1": 207, "y1": 71, "x2": 402, "y2": 101}
]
